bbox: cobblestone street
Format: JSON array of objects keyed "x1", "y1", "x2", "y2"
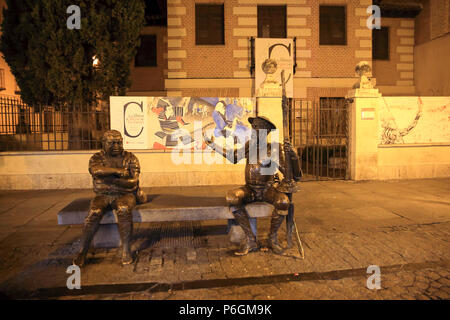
[{"x1": 0, "y1": 179, "x2": 449, "y2": 300}]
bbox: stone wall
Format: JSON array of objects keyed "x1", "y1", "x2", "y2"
[
  {"x1": 0, "y1": 150, "x2": 246, "y2": 190},
  {"x1": 414, "y1": 33, "x2": 450, "y2": 96},
  {"x1": 347, "y1": 89, "x2": 450, "y2": 181}
]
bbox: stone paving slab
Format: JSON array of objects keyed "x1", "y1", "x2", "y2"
[
  {"x1": 10, "y1": 261, "x2": 450, "y2": 300},
  {"x1": 0, "y1": 179, "x2": 449, "y2": 299}
]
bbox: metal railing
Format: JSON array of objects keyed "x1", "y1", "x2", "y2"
[
  {"x1": 290, "y1": 98, "x2": 349, "y2": 180},
  {"x1": 0, "y1": 95, "x2": 110, "y2": 151}
]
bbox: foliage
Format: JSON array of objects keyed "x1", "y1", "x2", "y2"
[{"x1": 0, "y1": 0, "x2": 145, "y2": 109}]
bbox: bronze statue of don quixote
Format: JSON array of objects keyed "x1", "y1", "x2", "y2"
[{"x1": 73, "y1": 77, "x2": 304, "y2": 266}]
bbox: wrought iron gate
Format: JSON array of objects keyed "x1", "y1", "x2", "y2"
[
  {"x1": 0, "y1": 95, "x2": 109, "y2": 151},
  {"x1": 289, "y1": 98, "x2": 349, "y2": 181}
]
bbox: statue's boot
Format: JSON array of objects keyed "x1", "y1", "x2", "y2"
[
  {"x1": 268, "y1": 212, "x2": 285, "y2": 255},
  {"x1": 73, "y1": 219, "x2": 101, "y2": 267},
  {"x1": 117, "y1": 217, "x2": 133, "y2": 265},
  {"x1": 232, "y1": 208, "x2": 258, "y2": 256}
]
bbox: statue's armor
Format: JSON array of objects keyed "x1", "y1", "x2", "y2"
[
  {"x1": 244, "y1": 141, "x2": 279, "y2": 192},
  {"x1": 89, "y1": 150, "x2": 140, "y2": 195},
  {"x1": 245, "y1": 163, "x2": 272, "y2": 187},
  {"x1": 226, "y1": 141, "x2": 285, "y2": 205}
]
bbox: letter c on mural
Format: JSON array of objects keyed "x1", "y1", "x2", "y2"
[{"x1": 123, "y1": 101, "x2": 144, "y2": 138}]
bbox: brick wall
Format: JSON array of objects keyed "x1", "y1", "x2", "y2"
[
  {"x1": 129, "y1": 26, "x2": 167, "y2": 94},
  {"x1": 309, "y1": 0, "x2": 372, "y2": 78},
  {"x1": 414, "y1": 0, "x2": 450, "y2": 95},
  {"x1": 167, "y1": 0, "x2": 370, "y2": 78},
  {"x1": 167, "y1": 0, "x2": 237, "y2": 80},
  {"x1": 166, "y1": 0, "x2": 373, "y2": 98},
  {"x1": 151, "y1": 0, "x2": 428, "y2": 98},
  {"x1": 372, "y1": 18, "x2": 415, "y2": 87}
]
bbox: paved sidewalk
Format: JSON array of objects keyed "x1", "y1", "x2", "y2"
[{"x1": 0, "y1": 178, "x2": 449, "y2": 299}]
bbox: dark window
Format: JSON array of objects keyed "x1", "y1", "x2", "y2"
[
  {"x1": 372, "y1": 27, "x2": 389, "y2": 60},
  {"x1": 195, "y1": 4, "x2": 224, "y2": 45},
  {"x1": 257, "y1": 6, "x2": 287, "y2": 38},
  {"x1": 135, "y1": 35, "x2": 157, "y2": 67},
  {"x1": 144, "y1": 0, "x2": 167, "y2": 26},
  {"x1": 319, "y1": 6, "x2": 346, "y2": 45}
]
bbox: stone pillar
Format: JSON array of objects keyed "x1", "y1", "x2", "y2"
[
  {"x1": 346, "y1": 88, "x2": 382, "y2": 180},
  {"x1": 256, "y1": 96, "x2": 284, "y2": 139}
]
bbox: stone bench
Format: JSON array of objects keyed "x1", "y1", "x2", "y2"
[{"x1": 57, "y1": 194, "x2": 274, "y2": 248}]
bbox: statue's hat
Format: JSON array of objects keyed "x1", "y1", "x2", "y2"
[{"x1": 248, "y1": 116, "x2": 276, "y2": 131}]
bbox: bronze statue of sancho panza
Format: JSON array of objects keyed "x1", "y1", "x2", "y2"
[
  {"x1": 204, "y1": 116, "x2": 296, "y2": 255},
  {"x1": 73, "y1": 130, "x2": 146, "y2": 266}
]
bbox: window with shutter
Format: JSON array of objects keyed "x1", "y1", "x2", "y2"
[
  {"x1": 195, "y1": 4, "x2": 225, "y2": 45},
  {"x1": 372, "y1": 27, "x2": 390, "y2": 60},
  {"x1": 135, "y1": 35, "x2": 157, "y2": 67},
  {"x1": 257, "y1": 6, "x2": 287, "y2": 38},
  {"x1": 319, "y1": 6, "x2": 347, "y2": 45}
]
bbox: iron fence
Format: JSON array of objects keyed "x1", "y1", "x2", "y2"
[
  {"x1": 0, "y1": 95, "x2": 110, "y2": 151},
  {"x1": 290, "y1": 98, "x2": 349, "y2": 180}
]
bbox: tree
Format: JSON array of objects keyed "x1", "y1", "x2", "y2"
[{"x1": 0, "y1": 0, "x2": 145, "y2": 109}]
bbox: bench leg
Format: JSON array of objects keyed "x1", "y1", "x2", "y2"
[
  {"x1": 93, "y1": 224, "x2": 121, "y2": 248},
  {"x1": 249, "y1": 217, "x2": 257, "y2": 236},
  {"x1": 227, "y1": 218, "x2": 258, "y2": 244}
]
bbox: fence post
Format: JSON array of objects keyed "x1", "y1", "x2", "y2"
[{"x1": 345, "y1": 88, "x2": 382, "y2": 180}]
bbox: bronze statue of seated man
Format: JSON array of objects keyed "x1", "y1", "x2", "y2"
[
  {"x1": 205, "y1": 116, "x2": 291, "y2": 256},
  {"x1": 73, "y1": 130, "x2": 146, "y2": 266}
]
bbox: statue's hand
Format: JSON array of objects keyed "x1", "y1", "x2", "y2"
[
  {"x1": 117, "y1": 168, "x2": 129, "y2": 178},
  {"x1": 273, "y1": 172, "x2": 281, "y2": 184}
]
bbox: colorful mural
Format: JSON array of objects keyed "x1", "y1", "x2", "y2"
[
  {"x1": 148, "y1": 97, "x2": 255, "y2": 150},
  {"x1": 379, "y1": 97, "x2": 450, "y2": 144}
]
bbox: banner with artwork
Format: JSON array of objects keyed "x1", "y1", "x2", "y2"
[
  {"x1": 110, "y1": 96, "x2": 149, "y2": 149},
  {"x1": 379, "y1": 97, "x2": 450, "y2": 144},
  {"x1": 111, "y1": 96, "x2": 256, "y2": 150},
  {"x1": 255, "y1": 38, "x2": 294, "y2": 98},
  {"x1": 148, "y1": 97, "x2": 255, "y2": 151}
]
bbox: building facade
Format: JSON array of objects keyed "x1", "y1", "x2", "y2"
[
  {"x1": 1, "y1": 0, "x2": 449, "y2": 189},
  {"x1": 128, "y1": 0, "x2": 449, "y2": 99},
  {"x1": 1, "y1": 1, "x2": 448, "y2": 99}
]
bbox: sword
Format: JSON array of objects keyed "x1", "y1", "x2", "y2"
[
  {"x1": 293, "y1": 212, "x2": 305, "y2": 259},
  {"x1": 286, "y1": 193, "x2": 305, "y2": 260}
]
